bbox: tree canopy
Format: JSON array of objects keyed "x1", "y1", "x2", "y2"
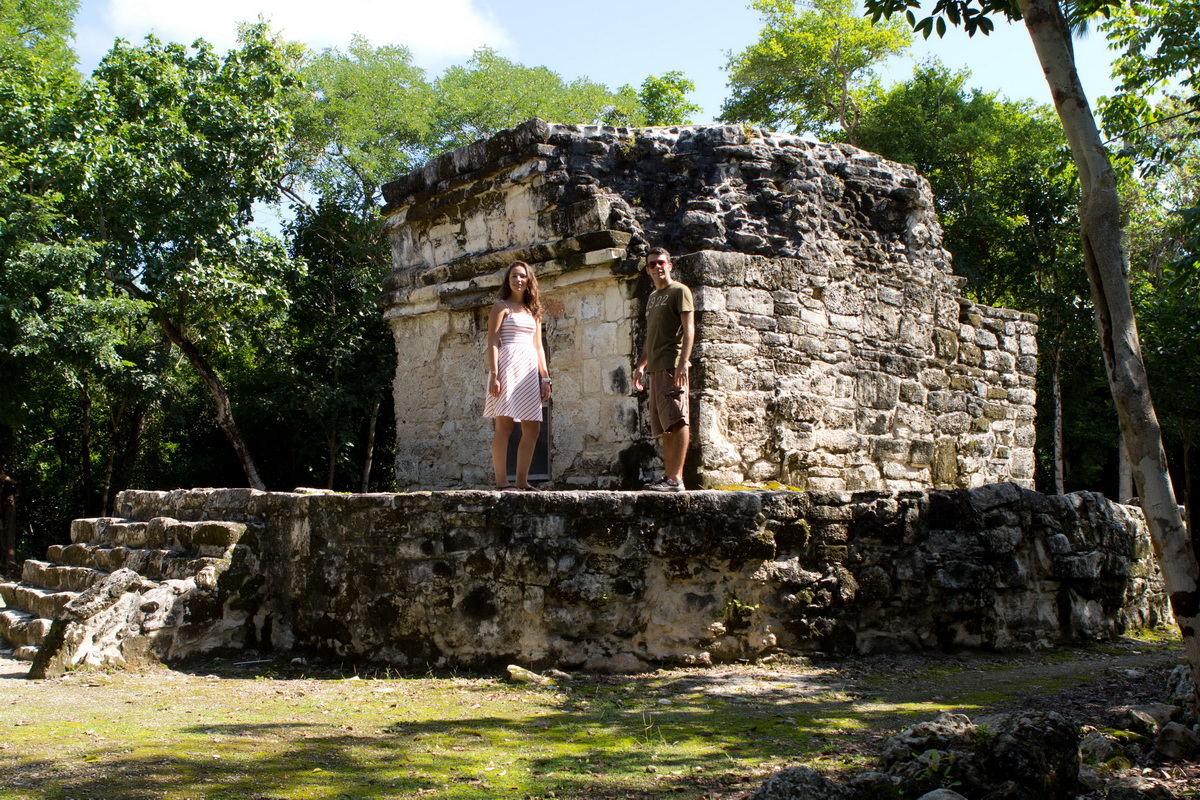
[{"x1": 721, "y1": 0, "x2": 912, "y2": 143}]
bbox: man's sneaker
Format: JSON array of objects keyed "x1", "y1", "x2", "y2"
[{"x1": 645, "y1": 478, "x2": 685, "y2": 492}]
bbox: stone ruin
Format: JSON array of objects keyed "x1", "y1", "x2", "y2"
[
  {"x1": 381, "y1": 119, "x2": 1037, "y2": 491},
  {"x1": 0, "y1": 483, "x2": 1170, "y2": 676},
  {"x1": 0, "y1": 122, "x2": 1169, "y2": 677}
]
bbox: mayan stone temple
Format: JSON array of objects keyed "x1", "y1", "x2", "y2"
[
  {"x1": 0, "y1": 121, "x2": 1168, "y2": 677},
  {"x1": 380, "y1": 119, "x2": 1037, "y2": 491}
]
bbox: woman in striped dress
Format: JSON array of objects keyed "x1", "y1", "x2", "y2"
[{"x1": 484, "y1": 261, "x2": 551, "y2": 490}]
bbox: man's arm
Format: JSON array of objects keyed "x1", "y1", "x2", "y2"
[
  {"x1": 674, "y1": 309, "x2": 694, "y2": 390},
  {"x1": 633, "y1": 339, "x2": 649, "y2": 392}
]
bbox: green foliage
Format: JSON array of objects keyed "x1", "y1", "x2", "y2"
[
  {"x1": 719, "y1": 594, "x2": 760, "y2": 619},
  {"x1": 1100, "y1": 0, "x2": 1200, "y2": 171},
  {"x1": 862, "y1": 0, "x2": 1129, "y2": 39},
  {"x1": 721, "y1": 0, "x2": 912, "y2": 143},
  {"x1": 431, "y1": 47, "x2": 643, "y2": 151},
  {"x1": 637, "y1": 71, "x2": 702, "y2": 126},
  {"x1": 1, "y1": 23, "x2": 306, "y2": 540},
  {"x1": 292, "y1": 35, "x2": 432, "y2": 213},
  {"x1": 1125, "y1": 106, "x2": 1200, "y2": 522},
  {"x1": 0, "y1": 0, "x2": 79, "y2": 73},
  {"x1": 855, "y1": 61, "x2": 1081, "y2": 306},
  {"x1": 274, "y1": 198, "x2": 396, "y2": 490},
  {"x1": 79, "y1": 27, "x2": 299, "y2": 314}
]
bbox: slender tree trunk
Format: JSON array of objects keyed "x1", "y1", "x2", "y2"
[
  {"x1": 1052, "y1": 347, "x2": 1065, "y2": 494},
  {"x1": 361, "y1": 399, "x2": 381, "y2": 493},
  {"x1": 325, "y1": 431, "x2": 337, "y2": 490},
  {"x1": 1119, "y1": 429, "x2": 1134, "y2": 503},
  {"x1": 326, "y1": 359, "x2": 340, "y2": 490},
  {"x1": 101, "y1": 402, "x2": 124, "y2": 517},
  {"x1": 1020, "y1": 0, "x2": 1200, "y2": 690},
  {"x1": 1, "y1": 473, "x2": 16, "y2": 568},
  {"x1": 108, "y1": 406, "x2": 148, "y2": 515},
  {"x1": 156, "y1": 316, "x2": 267, "y2": 491},
  {"x1": 79, "y1": 368, "x2": 95, "y2": 516},
  {"x1": 101, "y1": 403, "x2": 148, "y2": 516}
]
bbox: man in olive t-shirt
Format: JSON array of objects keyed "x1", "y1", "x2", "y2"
[{"x1": 632, "y1": 247, "x2": 694, "y2": 491}]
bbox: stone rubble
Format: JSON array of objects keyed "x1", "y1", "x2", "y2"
[{"x1": 752, "y1": 710, "x2": 1080, "y2": 799}]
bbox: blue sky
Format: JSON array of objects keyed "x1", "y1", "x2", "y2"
[{"x1": 72, "y1": 0, "x2": 1122, "y2": 124}]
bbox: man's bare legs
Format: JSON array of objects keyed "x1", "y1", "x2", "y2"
[{"x1": 661, "y1": 421, "x2": 689, "y2": 486}]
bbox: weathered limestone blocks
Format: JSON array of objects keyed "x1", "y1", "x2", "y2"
[
  {"x1": 381, "y1": 120, "x2": 1036, "y2": 491},
  {"x1": 681, "y1": 250, "x2": 1037, "y2": 492},
  {"x1": 6, "y1": 516, "x2": 252, "y2": 677},
  {"x1": 89, "y1": 484, "x2": 1166, "y2": 672}
]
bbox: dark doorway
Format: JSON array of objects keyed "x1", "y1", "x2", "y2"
[{"x1": 507, "y1": 406, "x2": 551, "y2": 483}]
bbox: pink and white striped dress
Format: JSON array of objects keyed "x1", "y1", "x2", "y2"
[{"x1": 484, "y1": 310, "x2": 542, "y2": 422}]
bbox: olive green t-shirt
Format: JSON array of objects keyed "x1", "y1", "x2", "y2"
[{"x1": 645, "y1": 282, "x2": 694, "y2": 373}]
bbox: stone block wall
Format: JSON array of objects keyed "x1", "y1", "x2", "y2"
[
  {"x1": 381, "y1": 120, "x2": 1036, "y2": 491},
  {"x1": 680, "y1": 251, "x2": 1038, "y2": 491},
  {"x1": 96, "y1": 484, "x2": 1166, "y2": 671}
]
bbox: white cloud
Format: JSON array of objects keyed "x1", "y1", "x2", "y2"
[{"x1": 94, "y1": 0, "x2": 509, "y2": 64}]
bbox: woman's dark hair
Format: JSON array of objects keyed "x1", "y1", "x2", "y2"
[{"x1": 499, "y1": 261, "x2": 542, "y2": 320}]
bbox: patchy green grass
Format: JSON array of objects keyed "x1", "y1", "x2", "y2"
[
  {"x1": 1126, "y1": 626, "x2": 1184, "y2": 645},
  {"x1": 0, "y1": 635, "x2": 1184, "y2": 800}
]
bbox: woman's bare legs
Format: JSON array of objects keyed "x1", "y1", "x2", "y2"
[
  {"x1": 492, "y1": 417, "x2": 515, "y2": 488},
  {"x1": 515, "y1": 420, "x2": 540, "y2": 488}
]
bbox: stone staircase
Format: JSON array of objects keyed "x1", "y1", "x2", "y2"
[{"x1": 0, "y1": 515, "x2": 248, "y2": 672}]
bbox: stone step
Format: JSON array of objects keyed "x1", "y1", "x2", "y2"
[
  {"x1": 0, "y1": 582, "x2": 76, "y2": 619},
  {"x1": 22, "y1": 560, "x2": 106, "y2": 593},
  {"x1": 0, "y1": 608, "x2": 52, "y2": 649},
  {"x1": 70, "y1": 517, "x2": 246, "y2": 554},
  {"x1": 12, "y1": 645, "x2": 39, "y2": 661},
  {"x1": 45, "y1": 543, "x2": 226, "y2": 581}
]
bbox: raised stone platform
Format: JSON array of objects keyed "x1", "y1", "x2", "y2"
[
  {"x1": 2, "y1": 484, "x2": 1167, "y2": 676},
  {"x1": 3, "y1": 483, "x2": 1164, "y2": 677}
]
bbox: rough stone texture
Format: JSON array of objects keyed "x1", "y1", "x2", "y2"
[
  {"x1": 2, "y1": 516, "x2": 251, "y2": 676},
  {"x1": 5, "y1": 483, "x2": 1151, "y2": 672},
  {"x1": 381, "y1": 120, "x2": 1036, "y2": 491},
  {"x1": 752, "y1": 711, "x2": 1080, "y2": 799},
  {"x1": 1105, "y1": 777, "x2": 1180, "y2": 800},
  {"x1": 877, "y1": 711, "x2": 1081, "y2": 800},
  {"x1": 1154, "y1": 722, "x2": 1200, "y2": 761},
  {"x1": 1167, "y1": 664, "x2": 1197, "y2": 708},
  {"x1": 750, "y1": 766, "x2": 850, "y2": 800}
]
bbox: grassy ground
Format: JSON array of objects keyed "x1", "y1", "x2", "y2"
[{"x1": 0, "y1": 635, "x2": 1185, "y2": 800}]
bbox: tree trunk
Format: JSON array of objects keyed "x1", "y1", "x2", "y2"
[
  {"x1": 1119, "y1": 429, "x2": 1134, "y2": 503},
  {"x1": 79, "y1": 368, "x2": 96, "y2": 516},
  {"x1": 1052, "y1": 347, "x2": 1065, "y2": 495},
  {"x1": 108, "y1": 405, "x2": 148, "y2": 514},
  {"x1": 156, "y1": 316, "x2": 267, "y2": 491},
  {"x1": 325, "y1": 431, "x2": 337, "y2": 490},
  {"x1": 101, "y1": 402, "x2": 124, "y2": 518},
  {"x1": 361, "y1": 399, "x2": 381, "y2": 493},
  {"x1": 1020, "y1": 0, "x2": 1200, "y2": 690},
  {"x1": 1, "y1": 473, "x2": 16, "y2": 568}
]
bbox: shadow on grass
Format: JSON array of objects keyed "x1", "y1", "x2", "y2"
[
  {"x1": 0, "y1": 693, "x2": 963, "y2": 799},
  {"x1": 5, "y1": 641, "x2": 1179, "y2": 800}
]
